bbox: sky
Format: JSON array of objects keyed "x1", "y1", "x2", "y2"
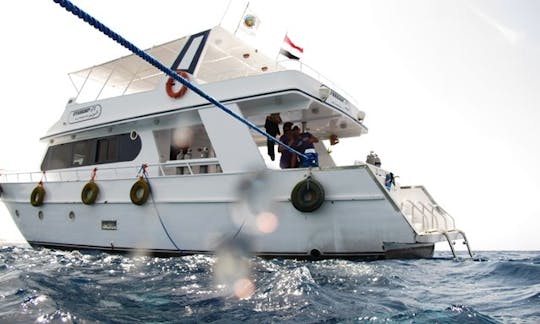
[{"x1": 1, "y1": 0, "x2": 539, "y2": 250}]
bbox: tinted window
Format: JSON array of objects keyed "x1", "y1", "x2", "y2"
[
  {"x1": 43, "y1": 143, "x2": 72, "y2": 170},
  {"x1": 41, "y1": 133, "x2": 142, "y2": 171},
  {"x1": 72, "y1": 140, "x2": 94, "y2": 166},
  {"x1": 96, "y1": 138, "x2": 117, "y2": 163}
]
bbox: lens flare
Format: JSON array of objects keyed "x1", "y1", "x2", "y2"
[
  {"x1": 213, "y1": 243, "x2": 252, "y2": 298},
  {"x1": 234, "y1": 278, "x2": 255, "y2": 299},
  {"x1": 172, "y1": 128, "x2": 194, "y2": 148},
  {"x1": 256, "y1": 212, "x2": 279, "y2": 234}
]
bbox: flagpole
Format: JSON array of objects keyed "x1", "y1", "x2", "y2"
[
  {"x1": 218, "y1": 0, "x2": 233, "y2": 27},
  {"x1": 274, "y1": 30, "x2": 288, "y2": 63}
]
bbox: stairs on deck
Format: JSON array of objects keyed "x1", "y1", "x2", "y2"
[{"x1": 400, "y1": 200, "x2": 473, "y2": 258}]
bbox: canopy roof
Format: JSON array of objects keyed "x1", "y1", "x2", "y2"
[{"x1": 69, "y1": 27, "x2": 284, "y2": 103}]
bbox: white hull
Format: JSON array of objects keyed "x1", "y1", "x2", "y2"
[{"x1": 1, "y1": 166, "x2": 437, "y2": 259}]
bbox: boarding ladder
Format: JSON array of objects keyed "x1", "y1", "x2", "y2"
[{"x1": 400, "y1": 200, "x2": 473, "y2": 258}]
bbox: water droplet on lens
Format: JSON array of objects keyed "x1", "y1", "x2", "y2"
[
  {"x1": 213, "y1": 241, "x2": 252, "y2": 298},
  {"x1": 255, "y1": 212, "x2": 279, "y2": 234},
  {"x1": 234, "y1": 278, "x2": 255, "y2": 299}
]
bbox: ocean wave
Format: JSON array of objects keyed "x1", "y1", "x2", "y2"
[
  {"x1": 389, "y1": 304, "x2": 499, "y2": 323},
  {"x1": 487, "y1": 262, "x2": 540, "y2": 285},
  {"x1": 1, "y1": 247, "x2": 540, "y2": 322}
]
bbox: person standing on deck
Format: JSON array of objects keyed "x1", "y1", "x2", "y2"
[
  {"x1": 264, "y1": 113, "x2": 282, "y2": 161},
  {"x1": 278, "y1": 122, "x2": 298, "y2": 169},
  {"x1": 292, "y1": 125, "x2": 319, "y2": 167}
]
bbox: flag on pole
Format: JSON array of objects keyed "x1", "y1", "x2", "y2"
[
  {"x1": 284, "y1": 35, "x2": 304, "y2": 54},
  {"x1": 279, "y1": 34, "x2": 303, "y2": 60},
  {"x1": 236, "y1": 4, "x2": 261, "y2": 37}
]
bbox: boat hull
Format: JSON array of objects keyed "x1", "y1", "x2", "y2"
[
  {"x1": 1, "y1": 166, "x2": 431, "y2": 259},
  {"x1": 24, "y1": 241, "x2": 434, "y2": 260}
]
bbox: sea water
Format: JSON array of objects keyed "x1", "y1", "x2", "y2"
[{"x1": 0, "y1": 247, "x2": 538, "y2": 323}]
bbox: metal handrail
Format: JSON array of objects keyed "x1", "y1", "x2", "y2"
[
  {"x1": 431, "y1": 203, "x2": 456, "y2": 229},
  {"x1": 399, "y1": 198, "x2": 459, "y2": 234},
  {"x1": 400, "y1": 200, "x2": 430, "y2": 232},
  {"x1": 0, "y1": 159, "x2": 222, "y2": 183},
  {"x1": 417, "y1": 201, "x2": 444, "y2": 230},
  {"x1": 420, "y1": 201, "x2": 456, "y2": 230},
  {"x1": 276, "y1": 59, "x2": 360, "y2": 107},
  {"x1": 161, "y1": 158, "x2": 221, "y2": 176},
  {"x1": 441, "y1": 229, "x2": 473, "y2": 259}
]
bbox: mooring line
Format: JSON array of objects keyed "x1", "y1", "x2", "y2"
[{"x1": 139, "y1": 165, "x2": 182, "y2": 252}]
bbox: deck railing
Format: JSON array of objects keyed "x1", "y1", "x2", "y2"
[
  {"x1": 400, "y1": 200, "x2": 456, "y2": 233},
  {"x1": 277, "y1": 59, "x2": 360, "y2": 107},
  {"x1": 0, "y1": 159, "x2": 222, "y2": 184}
]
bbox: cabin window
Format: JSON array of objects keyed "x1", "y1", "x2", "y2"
[
  {"x1": 153, "y1": 124, "x2": 222, "y2": 175},
  {"x1": 43, "y1": 143, "x2": 72, "y2": 170},
  {"x1": 96, "y1": 138, "x2": 118, "y2": 163},
  {"x1": 72, "y1": 140, "x2": 94, "y2": 166},
  {"x1": 41, "y1": 133, "x2": 142, "y2": 171}
]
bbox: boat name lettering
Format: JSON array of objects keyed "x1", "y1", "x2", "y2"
[
  {"x1": 69, "y1": 105, "x2": 102, "y2": 124},
  {"x1": 330, "y1": 90, "x2": 346, "y2": 103},
  {"x1": 326, "y1": 90, "x2": 351, "y2": 113}
]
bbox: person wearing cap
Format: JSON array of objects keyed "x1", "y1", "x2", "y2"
[{"x1": 278, "y1": 122, "x2": 298, "y2": 169}]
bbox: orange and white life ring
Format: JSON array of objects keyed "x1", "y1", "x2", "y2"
[{"x1": 166, "y1": 70, "x2": 189, "y2": 99}]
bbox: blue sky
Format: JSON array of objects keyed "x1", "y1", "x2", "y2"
[{"x1": 1, "y1": 0, "x2": 539, "y2": 250}]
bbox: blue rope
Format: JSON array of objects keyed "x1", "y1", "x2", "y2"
[
  {"x1": 141, "y1": 166, "x2": 183, "y2": 252},
  {"x1": 52, "y1": 0, "x2": 307, "y2": 159}
]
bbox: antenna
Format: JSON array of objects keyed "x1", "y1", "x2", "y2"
[{"x1": 219, "y1": 0, "x2": 233, "y2": 26}]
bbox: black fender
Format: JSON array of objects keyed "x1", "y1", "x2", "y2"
[{"x1": 290, "y1": 177, "x2": 325, "y2": 212}]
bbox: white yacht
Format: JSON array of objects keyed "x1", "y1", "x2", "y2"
[{"x1": 0, "y1": 23, "x2": 471, "y2": 259}]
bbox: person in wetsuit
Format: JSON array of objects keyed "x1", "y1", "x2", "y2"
[{"x1": 264, "y1": 113, "x2": 282, "y2": 161}]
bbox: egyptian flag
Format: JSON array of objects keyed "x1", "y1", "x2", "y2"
[{"x1": 280, "y1": 34, "x2": 304, "y2": 60}]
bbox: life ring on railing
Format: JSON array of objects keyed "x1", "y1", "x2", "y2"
[
  {"x1": 166, "y1": 70, "x2": 189, "y2": 99},
  {"x1": 81, "y1": 181, "x2": 99, "y2": 205},
  {"x1": 290, "y1": 177, "x2": 325, "y2": 212},
  {"x1": 130, "y1": 177, "x2": 150, "y2": 205},
  {"x1": 30, "y1": 185, "x2": 46, "y2": 207}
]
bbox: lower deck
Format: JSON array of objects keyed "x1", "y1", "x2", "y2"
[{"x1": 0, "y1": 165, "x2": 465, "y2": 259}]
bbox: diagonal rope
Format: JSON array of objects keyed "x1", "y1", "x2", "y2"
[
  {"x1": 139, "y1": 165, "x2": 182, "y2": 252},
  {"x1": 52, "y1": 0, "x2": 307, "y2": 159}
]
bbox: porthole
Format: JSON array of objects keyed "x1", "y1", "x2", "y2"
[
  {"x1": 38, "y1": 210, "x2": 44, "y2": 220},
  {"x1": 68, "y1": 211, "x2": 75, "y2": 221},
  {"x1": 130, "y1": 130, "x2": 138, "y2": 140}
]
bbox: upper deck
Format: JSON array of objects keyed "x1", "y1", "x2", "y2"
[
  {"x1": 69, "y1": 26, "x2": 357, "y2": 106},
  {"x1": 69, "y1": 27, "x2": 285, "y2": 103},
  {"x1": 45, "y1": 26, "x2": 367, "y2": 145}
]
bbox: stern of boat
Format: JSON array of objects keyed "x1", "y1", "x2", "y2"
[
  {"x1": 397, "y1": 185, "x2": 473, "y2": 257},
  {"x1": 365, "y1": 165, "x2": 473, "y2": 258}
]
